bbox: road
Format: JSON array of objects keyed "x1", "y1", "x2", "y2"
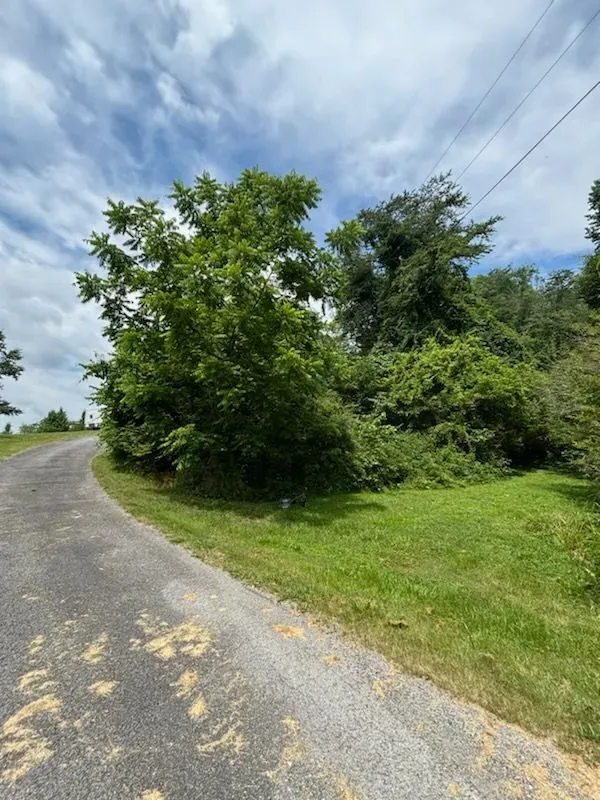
[{"x1": 0, "y1": 438, "x2": 596, "y2": 800}]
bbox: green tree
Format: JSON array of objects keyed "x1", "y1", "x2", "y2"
[
  {"x1": 546, "y1": 324, "x2": 600, "y2": 479},
  {"x1": 0, "y1": 331, "x2": 23, "y2": 416},
  {"x1": 3, "y1": 423, "x2": 12, "y2": 435},
  {"x1": 77, "y1": 169, "x2": 354, "y2": 497},
  {"x1": 38, "y1": 408, "x2": 70, "y2": 433},
  {"x1": 472, "y1": 266, "x2": 538, "y2": 333},
  {"x1": 472, "y1": 266, "x2": 588, "y2": 364},
  {"x1": 577, "y1": 179, "x2": 600, "y2": 310},
  {"x1": 585, "y1": 178, "x2": 600, "y2": 249},
  {"x1": 529, "y1": 269, "x2": 588, "y2": 364},
  {"x1": 578, "y1": 254, "x2": 600, "y2": 310},
  {"x1": 330, "y1": 174, "x2": 500, "y2": 351}
]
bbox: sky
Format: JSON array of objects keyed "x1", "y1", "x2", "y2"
[{"x1": 1, "y1": 0, "x2": 600, "y2": 424}]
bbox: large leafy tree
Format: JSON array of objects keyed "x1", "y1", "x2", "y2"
[
  {"x1": 330, "y1": 174, "x2": 500, "y2": 351},
  {"x1": 577, "y1": 178, "x2": 600, "y2": 310},
  {"x1": 77, "y1": 169, "x2": 353, "y2": 496},
  {"x1": 0, "y1": 331, "x2": 23, "y2": 416}
]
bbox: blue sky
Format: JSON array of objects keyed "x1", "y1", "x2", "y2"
[{"x1": 1, "y1": 0, "x2": 599, "y2": 423}]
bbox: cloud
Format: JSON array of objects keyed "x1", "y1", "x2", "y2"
[{"x1": 1, "y1": 0, "x2": 599, "y2": 421}]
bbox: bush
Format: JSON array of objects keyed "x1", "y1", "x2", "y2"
[
  {"x1": 545, "y1": 325, "x2": 600, "y2": 479},
  {"x1": 347, "y1": 417, "x2": 506, "y2": 491},
  {"x1": 378, "y1": 335, "x2": 548, "y2": 465}
]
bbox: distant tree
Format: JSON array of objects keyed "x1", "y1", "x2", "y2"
[
  {"x1": 3, "y1": 423, "x2": 12, "y2": 435},
  {"x1": 577, "y1": 255, "x2": 600, "y2": 310},
  {"x1": 472, "y1": 266, "x2": 539, "y2": 333},
  {"x1": 37, "y1": 407, "x2": 70, "y2": 433},
  {"x1": 330, "y1": 173, "x2": 500, "y2": 351},
  {"x1": 69, "y1": 410, "x2": 87, "y2": 431},
  {"x1": 0, "y1": 331, "x2": 23, "y2": 416},
  {"x1": 19, "y1": 423, "x2": 39, "y2": 434},
  {"x1": 529, "y1": 269, "x2": 589, "y2": 363}
]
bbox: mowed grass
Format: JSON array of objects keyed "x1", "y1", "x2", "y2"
[
  {"x1": 94, "y1": 455, "x2": 600, "y2": 759},
  {"x1": 0, "y1": 430, "x2": 94, "y2": 461}
]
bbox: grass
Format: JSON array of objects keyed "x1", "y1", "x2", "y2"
[
  {"x1": 93, "y1": 456, "x2": 600, "y2": 760},
  {"x1": 0, "y1": 430, "x2": 94, "y2": 461}
]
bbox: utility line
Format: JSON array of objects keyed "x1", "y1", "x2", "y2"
[
  {"x1": 424, "y1": 0, "x2": 556, "y2": 180},
  {"x1": 460, "y1": 78, "x2": 600, "y2": 221},
  {"x1": 457, "y1": 6, "x2": 600, "y2": 179}
]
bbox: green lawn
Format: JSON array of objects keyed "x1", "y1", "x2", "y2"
[
  {"x1": 0, "y1": 430, "x2": 94, "y2": 461},
  {"x1": 93, "y1": 456, "x2": 600, "y2": 759}
]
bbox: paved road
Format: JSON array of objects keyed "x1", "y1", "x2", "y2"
[{"x1": 0, "y1": 439, "x2": 597, "y2": 800}]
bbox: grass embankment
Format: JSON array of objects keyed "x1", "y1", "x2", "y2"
[
  {"x1": 0, "y1": 430, "x2": 94, "y2": 461},
  {"x1": 93, "y1": 456, "x2": 600, "y2": 759}
]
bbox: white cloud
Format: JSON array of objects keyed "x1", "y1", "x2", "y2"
[
  {"x1": 1, "y1": 0, "x2": 599, "y2": 421},
  {"x1": 0, "y1": 57, "x2": 60, "y2": 126}
]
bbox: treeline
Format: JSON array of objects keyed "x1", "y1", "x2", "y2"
[
  {"x1": 19, "y1": 409, "x2": 88, "y2": 434},
  {"x1": 76, "y1": 170, "x2": 600, "y2": 497}
]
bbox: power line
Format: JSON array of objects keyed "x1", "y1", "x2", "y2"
[
  {"x1": 424, "y1": 0, "x2": 556, "y2": 180},
  {"x1": 460, "y1": 78, "x2": 600, "y2": 221},
  {"x1": 458, "y1": 6, "x2": 600, "y2": 179}
]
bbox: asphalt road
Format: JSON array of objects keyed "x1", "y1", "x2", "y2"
[{"x1": 0, "y1": 438, "x2": 596, "y2": 800}]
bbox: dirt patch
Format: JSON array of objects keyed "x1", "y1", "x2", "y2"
[{"x1": 173, "y1": 670, "x2": 199, "y2": 698}]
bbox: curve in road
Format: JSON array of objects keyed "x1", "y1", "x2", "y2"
[{"x1": 0, "y1": 438, "x2": 596, "y2": 799}]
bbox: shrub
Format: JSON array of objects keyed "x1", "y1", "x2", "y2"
[
  {"x1": 347, "y1": 416, "x2": 506, "y2": 491},
  {"x1": 378, "y1": 335, "x2": 548, "y2": 465}
]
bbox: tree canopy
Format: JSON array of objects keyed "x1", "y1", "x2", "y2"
[
  {"x1": 0, "y1": 331, "x2": 23, "y2": 417},
  {"x1": 331, "y1": 174, "x2": 499, "y2": 351},
  {"x1": 37, "y1": 408, "x2": 70, "y2": 433},
  {"x1": 76, "y1": 168, "x2": 600, "y2": 496},
  {"x1": 77, "y1": 169, "x2": 352, "y2": 496}
]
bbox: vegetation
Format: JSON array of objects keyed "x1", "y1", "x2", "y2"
[
  {"x1": 94, "y1": 457, "x2": 600, "y2": 758},
  {"x1": 331, "y1": 174, "x2": 500, "y2": 351},
  {"x1": 19, "y1": 409, "x2": 89, "y2": 435},
  {"x1": 77, "y1": 170, "x2": 354, "y2": 497},
  {"x1": 0, "y1": 331, "x2": 23, "y2": 417},
  {"x1": 0, "y1": 430, "x2": 93, "y2": 461},
  {"x1": 37, "y1": 407, "x2": 70, "y2": 433},
  {"x1": 78, "y1": 169, "x2": 600, "y2": 498},
  {"x1": 78, "y1": 168, "x2": 600, "y2": 752}
]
